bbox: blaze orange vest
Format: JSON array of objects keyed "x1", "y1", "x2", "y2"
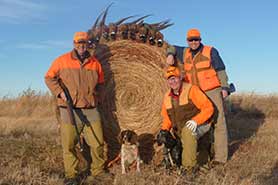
[
  {"x1": 163, "y1": 83, "x2": 200, "y2": 135},
  {"x1": 184, "y1": 46, "x2": 220, "y2": 91}
]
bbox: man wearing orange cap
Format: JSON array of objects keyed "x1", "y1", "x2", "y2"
[
  {"x1": 160, "y1": 66, "x2": 214, "y2": 173},
  {"x1": 166, "y1": 28, "x2": 230, "y2": 166},
  {"x1": 45, "y1": 31, "x2": 109, "y2": 185}
]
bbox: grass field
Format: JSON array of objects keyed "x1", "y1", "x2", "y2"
[{"x1": 0, "y1": 89, "x2": 278, "y2": 185}]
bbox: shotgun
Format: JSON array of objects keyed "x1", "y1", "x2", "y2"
[{"x1": 58, "y1": 79, "x2": 84, "y2": 151}]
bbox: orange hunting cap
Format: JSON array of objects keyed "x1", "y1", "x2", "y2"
[
  {"x1": 73, "y1": 31, "x2": 88, "y2": 43},
  {"x1": 187, "y1": 28, "x2": 201, "y2": 39},
  {"x1": 165, "y1": 66, "x2": 181, "y2": 79}
]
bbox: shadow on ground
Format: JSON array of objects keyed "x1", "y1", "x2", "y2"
[
  {"x1": 226, "y1": 101, "x2": 266, "y2": 159},
  {"x1": 258, "y1": 161, "x2": 278, "y2": 185}
]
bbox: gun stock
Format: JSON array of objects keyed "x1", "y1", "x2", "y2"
[{"x1": 58, "y1": 79, "x2": 83, "y2": 151}]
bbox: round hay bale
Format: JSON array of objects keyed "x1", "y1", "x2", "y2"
[
  {"x1": 83, "y1": 6, "x2": 178, "y2": 164},
  {"x1": 95, "y1": 40, "x2": 168, "y2": 135},
  {"x1": 92, "y1": 40, "x2": 169, "y2": 160}
]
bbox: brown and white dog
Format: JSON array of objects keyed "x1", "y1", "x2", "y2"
[
  {"x1": 120, "y1": 130, "x2": 141, "y2": 174},
  {"x1": 108, "y1": 130, "x2": 141, "y2": 174}
]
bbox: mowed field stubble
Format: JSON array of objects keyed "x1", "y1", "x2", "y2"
[{"x1": 1, "y1": 89, "x2": 278, "y2": 185}]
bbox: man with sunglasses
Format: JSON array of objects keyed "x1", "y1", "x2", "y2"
[
  {"x1": 166, "y1": 28, "x2": 230, "y2": 167},
  {"x1": 45, "y1": 32, "x2": 110, "y2": 185}
]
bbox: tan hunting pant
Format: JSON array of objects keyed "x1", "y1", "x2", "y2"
[
  {"x1": 60, "y1": 108, "x2": 105, "y2": 178},
  {"x1": 180, "y1": 123, "x2": 211, "y2": 168},
  {"x1": 205, "y1": 87, "x2": 228, "y2": 163}
]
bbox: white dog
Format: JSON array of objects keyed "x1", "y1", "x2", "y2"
[{"x1": 119, "y1": 130, "x2": 141, "y2": 174}]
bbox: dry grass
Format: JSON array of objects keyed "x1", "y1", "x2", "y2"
[
  {"x1": 1, "y1": 91, "x2": 278, "y2": 185},
  {"x1": 0, "y1": 88, "x2": 55, "y2": 118}
]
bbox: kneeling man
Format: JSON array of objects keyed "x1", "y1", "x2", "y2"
[{"x1": 161, "y1": 66, "x2": 214, "y2": 173}]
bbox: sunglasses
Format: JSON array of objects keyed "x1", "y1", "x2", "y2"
[
  {"x1": 75, "y1": 42, "x2": 88, "y2": 48},
  {"x1": 187, "y1": 38, "x2": 201, "y2": 42}
]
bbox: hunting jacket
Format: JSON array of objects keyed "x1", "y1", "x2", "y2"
[
  {"x1": 161, "y1": 83, "x2": 214, "y2": 134},
  {"x1": 45, "y1": 50, "x2": 104, "y2": 108}
]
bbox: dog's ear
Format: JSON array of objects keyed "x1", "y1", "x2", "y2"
[
  {"x1": 129, "y1": 130, "x2": 138, "y2": 145},
  {"x1": 165, "y1": 132, "x2": 177, "y2": 149},
  {"x1": 156, "y1": 131, "x2": 163, "y2": 146},
  {"x1": 157, "y1": 130, "x2": 168, "y2": 145},
  {"x1": 118, "y1": 130, "x2": 126, "y2": 144}
]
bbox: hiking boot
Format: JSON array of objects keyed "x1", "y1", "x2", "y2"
[
  {"x1": 199, "y1": 163, "x2": 210, "y2": 175},
  {"x1": 209, "y1": 160, "x2": 225, "y2": 168},
  {"x1": 76, "y1": 170, "x2": 90, "y2": 184},
  {"x1": 64, "y1": 178, "x2": 79, "y2": 185},
  {"x1": 84, "y1": 175, "x2": 98, "y2": 185},
  {"x1": 84, "y1": 171, "x2": 114, "y2": 185},
  {"x1": 179, "y1": 165, "x2": 199, "y2": 180}
]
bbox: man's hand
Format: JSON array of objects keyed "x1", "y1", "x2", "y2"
[
  {"x1": 221, "y1": 89, "x2": 228, "y2": 99},
  {"x1": 59, "y1": 91, "x2": 67, "y2": 102},
  {"x1": 185, "y1": 120, "x2": 197, "y2": 132},
  {"x1": 166, "y1": 55, "x2": 175, "y2": 65}
]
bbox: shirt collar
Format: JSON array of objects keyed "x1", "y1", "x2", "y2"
[
  {"x1": 168, "y1": 84, "x2": 183, "y2": 99},
  {"x1": 190, "y1": 43, "x2": 203, "y2": 56},
  {"x1": 71, "y1": 49, "x2": 91, "y2": 61}
]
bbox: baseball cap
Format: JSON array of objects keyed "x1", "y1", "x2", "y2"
[
  {"x1": 73, "y1": 32, "x2": 88, "y2": 43},
  {"x1": 187, "y1": 28, "x2": 201, "y2": 39},
  {"x1": 165, "y1": 66, "x2": 181, "y2": 79}
]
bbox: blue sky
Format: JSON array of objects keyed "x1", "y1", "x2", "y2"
[{"x1": 0, "y1": 0, "x2": 277, "y2": 97}]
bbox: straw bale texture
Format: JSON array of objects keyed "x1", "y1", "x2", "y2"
[{"x1": 94, "y1": 40, "x2": 168, "y2": 135}]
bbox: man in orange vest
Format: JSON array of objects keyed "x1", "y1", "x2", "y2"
[
  {"x1": 161, "y1": 66, "x2": 214, "y2": 173},
  {"x1": 45, "y1": 31, "x2": 112, "y2": 185},
  {"x1": 166, "y1": 28, "x2": 230, "y2": 166}
]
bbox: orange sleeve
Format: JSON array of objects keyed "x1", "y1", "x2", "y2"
[
  {"x1": 189, "y1": 85, "x2": 214, "y2": 125},
  {"x1": 96, "y1": 59, "x2": 104, "y2": 84},
  {"x1": 45, "y1": 58, "x2": 60, "y2": 78},
  {"x1": 44, "y1": 58, "x2": 63, "y2": 97},
  {"x1": 161, "y1": 102, "x2": 172, "y2": 130}
]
